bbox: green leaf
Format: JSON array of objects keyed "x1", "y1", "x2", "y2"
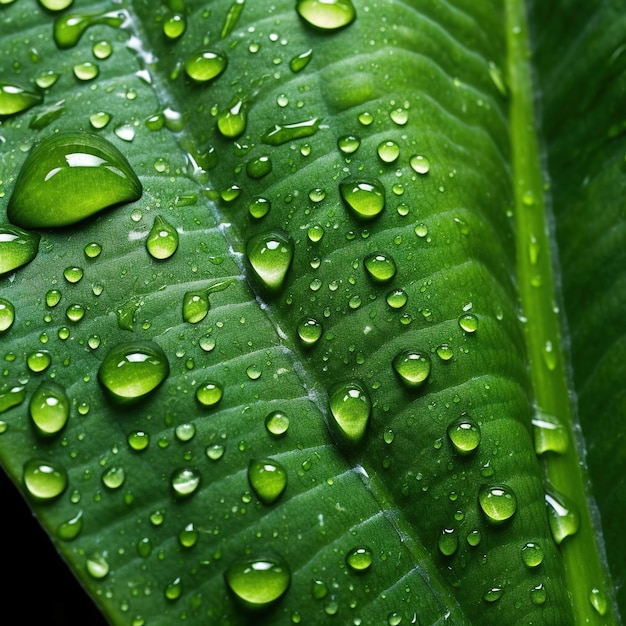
[{"x1": 0, "y1": 0, "x2": 624, "y2": 624}]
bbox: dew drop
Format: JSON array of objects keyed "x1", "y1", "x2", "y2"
[
  {"x1": 195, "y1": 382, "x2": 223, "y2": 407},
  {"x1": 438, "y1": 528, "x2": 458, "y2": 556},
  {"x1": 0, "y1": 224, "x2": 40, "y2": 275},
  {"x1": 589, "y1": 588, "x2": 608, "y2": 616},
  {"x1": 53, "y1": 11, "x2": 124, "y2": 49},
  {"x1": 182, "y1": 291, "x2": 209, "y2": 324},
  {"x1": 392, "y1": 350, "x2": 431, "y2": 389},
  {"x1": 73, "y1": 61, "x2": 99, "y2": 81},
  {"x1": 447, "y1": 413, "x2": 481, "y2": 454},
  {"x1": 346, "y1": 546, "x2": 373, "y2": 572},
  {"x1": 27, "y1": 350, "x2": 52, "y2": 373},
  {"x1": 163, "y1": 14, "x2": 186, "y2": 39},
  {"x1": 377, "y1": 140, "x2": 400, "y2": 163},
  {"x1": 23, "y1": 458, "x2": 68, "y2": 500},
  {"x1": 246, "y1": 229, "x2": 294, "y2": 292},
  {"x1": 102, "y1": 465, "x2": 126, "y2": 489},
  {"x1": 29, "y1": 381, "x2": 69, "y2": 436},
  {"x1": 297, "y1": 317, "x2": 323, "y2": 347},
  {"x1": 265, "y1": 411, "x2": 290, "y2": 436},
  {"x1": 386, "y1": 288, "x2": 407, "y2": 309},
  {"x1": 248, "y1": 197, "x2": 271, "y2": 219},
  {"x1": 466, "y1": 529, "x2": 482, "y2": 547},
  {"x1": 521, "y1": 542, "x2": 544, "y2": 568},
  {"x1": 0, "y1": 82, "x2": 42, "y2": 117},
  {"x1": 545, "y1": 487, "x2": 579, "y2": 545},
  {"x1": 246, "y1": 155, "x2": 272, "y2": 179},
  {"x1": 530, "y1": 583, "x2": 547, "y2": 605},
  {"x1": 248, "y1": 458, "x2": 288, "y2": 505},
  {"x1": 296, "y1": 0, "x2": 355, "y2": 30},
  {"x1": 63, "y1": 266, "x2": 84, "y2": 283},
  {"x1": 8, "y1": 132, "x2": 142, "y2": 229},
  {"x1": 328, "y1": 381, "x2": 371, "y2": 446},
  {"x1": 478, "y1": 484, "x2": 517, "y2": 524},
  {"x1": 217, "y1": 99, "x2": 247, "y2": 138},
  {"x1": 89, "y1": 111, "x2": 111, "y2": 129},
  {"x1": 98, "y1": 341, "x2": 169, "y2": 403},
  {"x1": 532, "y1": 412, "x2": 568, "y2": 455},
  {"x1": 175, "y1": 422, "x2": 196, "y2": 442},
  {"x1": 483, "y1": 587, "x2": 503, "y2": 603},
  {"x1": 338, "y1": 134, "x2": 360, "y2": 154},
  {"x1": 57, "y1": 510, "x2": 83, "y2": 541},
  {"x1": 86, "y1": 552, "x2": 109, "y2": 579},
  {"x1": 184, "y1": 49, "x2": 227, "y2": 82},
  {"x1": 339, "y1": 178, "x2": 385, "y2": 220},
  {"x1": 164, "y1": 577, "x2": 183, "y2": 601},
  {"x1": 262, "y1": 118, "x2": 320, "y2": 146},
  {"x1": 410, "y1": 155, "x2": 430, "y2": 174},
  {"x1": 436, "y1": 343, "x2": 453, "y2": 361},
  {"x1": 363, "y1": 251, "x2": 396, "y2": 283},
  {"x1": 127, "y1": 430, "x2": 149, "y2": 451},
  {"x1": 171, "y1": 467, "x2": 201, "y2": 498},
  {"x1": 206, "y1": 443, "x2": 225, "y2": 460},
  {"x1": 0, "y1": 298, "x2": 15, "y2": 333},
  {"x1": 224, "y1": 553, "x2": 291, "y2": 609},
  {"x1": 146, "y1": 215, "x2": 178, "y2": 260},
  {"x1": 179, "y1": 523, "x2": 198, "y2": 548},
  {"x1": 221, "y1": 0, "x2": 245, "y2": 37},
  {"x1": 290, "y1": 49, "x2": 313, "y2": 72},
  {"x1": 84, "y1": 242, "x2": 102, "y2": 258},
  {"x1": 458, "y1": 313, "x2": 478, "y2": 333}
]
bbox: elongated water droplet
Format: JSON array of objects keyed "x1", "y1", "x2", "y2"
[
  {"x1": 290, "y1": 48, "x2": 312, "y2": 72},
  {"x1": 248, "y1": 458, "x2": 287, "y2": 505},
  {"x1": 392, "y1": 350, "x2": 431, "y2": 389},
  {"x1": 346, "y1": 546, "x2": 373, "y2": 572},
  {"x1": 328, "y1": 381, "x2": 371, "y2": 446},
  {"x1": 98, "y1": 341, "x2": 169, "y2": 402},
  {"x1": 224, "y1": 553, "x2": 290, "y2": 609},
  {"x1": 262, "y1": 118, "x2": 320, "y2": 146},
  {"x1": 0, "y1": 385, "x2": 26, "y2": 413},
  {"x1": 57, "y1": 510, "x2": 83, "y2": 541},
  {"x1": 8, "y1": 131, "x2": 142, "y2": 228},
  {"x1": 0, "y1": 82, "x2": 43, "y2": 117},
  {"x1": 478, "y1": 484, "x2": 517, "y2": 524},
  {"x1": 185, "y1": 49, "x2": 227, "y2": 82},
  {"x1": 532, "y1": 412, "x2": 568, "y2": 455},
  {"x1": 296, "y1": 0, "x2": 356, "y2": 31},
  {"x1": 589, "y1": 588, "x2": 608, "y2": 616},
  {"x1": 29, "y1": 381, "x2": 69, "y2": 436},
  {"x1": 521, "y1": 542, "x2": 544, "y2": 568},
  {"x1": 447, "y1": 413, "x2": 481, "y2": 454},
  {"x1": 246, "y1": 229, "x2": 294, "y2": 292},
  {"x1": 0, "y1": 298, "x2": 15, "y2": 333},
  {"x1": 23, "y1": 458, "x2": 68, "y2": 500},
  {"x1": 265, "y1": 411, "x2": 289, "y2": 436},
  {"x1": 438, "y1": 528, "x2": 458, "y2": 556},
  {"x1": 182, "y1": 291, "x2": 209, "y2": 324},
  {"x1": 195, "y1": 382, "x2": 223, "y2": 407},
  {"x1": 545, "y1": 487, "x2": 579, "y2": 545},
  {"x1": 146, "y1": 215, "x2": 178, "y2": 260},
  {"x1": 0, "y1": 225, "x2": 40, "y2": 275},
  {"x1": 221, "y1": 0, "x2": 245, "y2": 37},
  {"x1": 339, "y1": 178, "x2": 385, "y2": 220},
  {"x1": 217, "y1": 99, "x2": 247, "y2": 138},
  {"x1": 363, "y1": 251, "x2": 396, "y2": 283},
  {"x1": 53, "y1": 11, "x2": 124, "y2": 49},
  {"x1": 171, "y1": 467, "x2": 201, "y2": 497},
  {"x1": 179, "y1": 522, "x2": 198, "y2": 548}
]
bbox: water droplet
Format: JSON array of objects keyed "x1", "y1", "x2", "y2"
[
  {"x1": 262, "y1": 118, "x2": 320, "y2": 146},
  {"x1": 163, "y1": 13, "x2": 186, "y2": 39},
  {"x1": 297, "y1": 317, "x2": 323, "y2": 347},
  {"x1": 224, "y1": 553, "x2": 291, "y2": 609},
  {"x1": 248, "y1": 196, "x2": 271, "y2": 219},
  {"x1": 438, "y1": 528, "x2": 458, "y2": 556},
  {"x1": 171, "y1": 467, "x2": 201, "y2": 497},
  {"x1": 63, "y1": 266, "x2": 84, "y2": 284},
  {"x1": 328, "y1": 381, "x2": 371, "y2": 446},
  {"x1": 164, "y1": 577, "x2": 183, "y2": 601},
  {"x1": 532, "y1": 412, "x2": 568, "y2": 455},
  {"x1": 410, "y1": 155, "x2": 430, "y2": 174},
  {"x1": 290, "y1": 48, "x2": 313, "y2": 72},
  {"x1": 217, "y1": 99, "x2": 247, "y2": 138},
  {"x1": 206, "y1": 443, "x2": 225, "y2": 460},
  {"x1": 246, "y1": 155, "x2": 272, "y2": 179},
  {"x1": 182, "y1": 291, "x2": 209, "y2": 324},
  {"x1": 221, "y1": 0, "x2": 245, "y2": 37},
  {"x1": 339, "y1": 178, "x2": 385, "y2": 220},
  {"x1": 265, "y1": 411, "x2": 289, "y2": 436},
  {"x1": 98, "y1": 341, "x2": 169, "y2": 402},
  {"x1": 483, "y1": 587, "x2": 503, "y2": 603},
  {"x1": 447, "y1": 414, "x2": 481, "y2": 454},
  {"x1": 385, "y1": 288, "x2": 407, "y2": 309},
  {"x1": 589, "y1": 588, "x2": 608, "y2": 616},
  {"x1": 196, "y1": 382, "x2": 223, "y2": 407},
  {"x1": 345, "y1": 546, "x2": 373, "y2": 572},
  {"x1": 146, "y1": 215, "x2": 178, "y2": 260},
  {"x1": 387, "y1": 612, "x2": 403, "y2": 626},
  {"x1": 0, "y1": 82, "x2": 42, "y2": 117},
  {"x1": 246, "y1": 229, "x2": 294, "y2": 292},
  {"x1": 363, "y1": 251, "x2": 396, "y2": 283},
  {"x1": 458, "y1": 312, "x2": 478, "y2": 333},
  {"x1": 175, "y1": 422, "x2": 196, "y2": 442},
  {"x1": 296, "y1": 0, "x2": 355, "y2": 30},
  {"x1": 102, "y1": 465, "x2": 125, "y2": 489},
  {"x1": 337, "y1": 134, "x2": 360, "y2": 154},
  {"x1": 466, "y1": 529, "x2": 482, "y2": 547},
  {"x1": 392, "y1": 350, "x2": 431, "y2": 389},
  {"x1": 27, "y1": 350, "x2": 52, "y2": 373},
  {"x1": 90, "y1": 111, "x2": 111, "y2": 129},
  {"x1": 0, "y1": 224, "x2": 40, "y2": 275},
  {"x1": 128, "y1": 430, "x2": 149, "y2": 450},
  {"x1": 184, "y1": 49, "x2": 227, "y2": 82},
  {"x1": 8, "y1": 131, "x2": 142, "y2": 228},
  {"x1": 86, "y1": 552, "x2": 109, "y2": 579},
  {"x1": 521, "y1": 542, "x2": 544, "y2": 568},
  {"x1": 35, "y1": 71, "x2": 60, "y2": 90},
  {"x1": 84, "y1": 242, "x2": 102, "y2": 258},
  {"x1": 358, "y1": 111, "x2": 373, "y2": 126},
  {"x1": 29, "y1": 381, "x2": 69, "y2": 436},
  {"x1": 57, "y1": 510, "x2": 83, "y2": 541},
  {"x1": 478, "y1": 484, "x2": 517, "y2": 524},
  {"x1": 73, "y1": 61, "x2": 99, "y2": 81},
  {"x1": 248, "y1": 458, "x2": 288, "y2": 505},
  {"x1": 0, "y1": 298, "x2": 15, "y2": 333},
  {"x1": 545, "y1": 487, "x2": 579, "y2": 545},
  {"x1": 377, "y1": 140, "x2": 400, "y2": 163},
  {"x1": 530, "y1": 583, "x2": 547, "y2": 605},
  {"x1": 178, "y1": 522, "x2": 198, "y2": 548},
  {"x1": 23, "y1": 458, "x2": 68, "y2": 500},
  {"x1": 53, "y1": 11, "x2": 125, "y2": 49}
]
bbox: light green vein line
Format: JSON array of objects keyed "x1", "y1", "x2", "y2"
[{"x1": 506, "y1": 1, "x2": 617, "y2": 624}]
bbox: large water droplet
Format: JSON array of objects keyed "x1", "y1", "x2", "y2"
[
  {"x1": 458, "y1": 312, "x2": 478, "y2": 333},
  {"x1": 392, "y1": 350, "x2": 431, "y2": 389},
  {"x1": 265, "y1": 411, "x2": 289, "y2": 436},
  {"x1": 447, "y1": 413, "x2": 481, "y2": 454},
  {"x1": 328, "y1": 381, "x2": 371, "y2": 446},
  {"x1": 545, "y1": 487, "x2": 579, "y2": 545},
  {"x1": 0, "y1": 224, "x2": 40, "y2": 275},
  {"x1": 0, "y1": 298, "x2": 15, "y2": 333},
  {"x1": 262, "y1": 118, "x2": 320, "y2": 146},
  {"x1": 345, "y1": 546, "x2": 373, "y2": 572},
  {"x1": 246, "y1": 229, "x2": 294, "y2": 292},
  {"x1": 98, "y1": 341, "x2": 169, "y2": 402},
  {"x1": 185, "y1": 49, "x2": 227, "y2": 82},
  {"x1": 29, "y1": 381, "x2": 69, "y2": 436},
  {"x1": 171, "y1": 467, "x2": 201, "y2": 497},
  {"x1": 23, "y1": 458, "x2": 68, "y2": 500},
  {"x1": 478, "y1": 484, "x2": 517, "y2": 524},
  {"x1": 246, "y1": 155, "x2": 272, "y2": 179},
  {"x1": 196, "y1": 382, "x2": 223, "y2": 407},
  {"x1": 339, "y1": 178, "x2": 385, "y2": 220},
  {"x1": 296, "y1": 0, "x2": 356, "y2": 31},
  {"x1": 0, "y1": 82, "x2": 43, "y2": 117},
  {"x1": 146, "y1": 215, "x2": 178, "y2": 260},
  {"x1": 248, "y1": 458, "x2": 288, "y2": 505},
  {"x1": 224, "y1": 553, "x2": 291, "y2": 609},
  {"x1": 8, "y1": 131, "x2": 142, "y2": 228},
  {"x1": 363, "y1": 251, "x2": 396, "y2": 283}
]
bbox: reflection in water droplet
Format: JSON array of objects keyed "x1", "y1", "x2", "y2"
[
  {"x1": 248, "y1": 458, "x2": 288, "y2": 505},
  {"x1": 338, "y1": 135, "x2": 360, "y2": 154},
  {"x1": 478, "y1": 484, "x2": 517, "y2": 524},
  {"x1": 290, "y1": 48, "x2": 313, "y2": 72},
  {"x1": 0, "y1": 224, "x2": 40, "y2": 275},
  {"x1": 392, "y1": 350, "x2": 431, "y2": 389},
  {"x1": 57, "y1": 510, "x2": 83, "y2": 541},
  {"x1": 386, "y1": 288, "x2": 407, "y2": 309},
  {"x1": 146, "y1": 215, "x2": 178, "y2": 260},
  {"x1": 29, "y1": 381, "x2": 69, "y2": 436},
  {"x1": 23, "y1": 458, "x2": 68, "y2": 500},
  {"x1": 224, "y1": 553, "x2": 291, "y2": 609},
  {"x1": 217, "y1": 99, "x2": 247, "y2": 138},
  {"x1": 27, "y1": 350, "x2": 52, "y2": 373},
  {"x1": 447, "y1": 414, "x2": 481, "y2": 454},
  {"x1": 86, "y1": 552, "x2": 109, "y2": 579},
  {"x1": 246, "y1": 229, "x2": 294, "y2": 292},
  {"x1": 377, "y1": 140, "x2": 400, "y2": 163},
  {"x1": 262, "y1": 118, "x2": 320, "y2": 146},
  {"x1": 328, "y1": 381, "x2": 371, "y2": 445},
  {"x1": 458, "y1": 313, "x2": 478, "y2": 333},
  {"x1": 102, "y1": 465, "x2": 126, "y2": 489},
  {"x1": 410, "y1": 155, "x2": 430, "y2": 174},
  {"x1": 163, "y1": 13, "x2": 186, "y2": 39}
]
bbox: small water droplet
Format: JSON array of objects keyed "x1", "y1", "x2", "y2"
[
  {"x1": 57, "y1": 510, "x2": 83, "y2": 541},
  {"x1": 164, "y1": 577, "x2": 183, "y2": 601},
  {"x1": 297, "y1": 317, "x2": 323, "y2": 347},
  {"x1": 246, "y1": 155, "x2": 272, "y2": 179},
  {"x1": 478, "y1": 484, "x2": 517, "y2": 524},
  {"x1": 163, "y1": 14, "x2": 186, "y2": 39},
  {"x1": 182, "y1": 291, "x2": 209, "y2": 324},
  {"x1": 377, "y1": 140, "x2": 400, "y2": 163},
  {"x1": 328, "y1": 381, "x2": 371, "y2": 446},
  {"x1": 358, "y1": 111, "x2": 373, "y2": 126},
  {"x1": 29, "y1": 381, "x2": 69, "y2": 436},
  {"x1": 217, "y1": 99, "x2": 247, "y2": 138},
  {"x1": 438, "y1": 528, "x2": 458, "y2": 556},
  {"x1": 195, "y1": 382, "x2": 223, "y2": 407},
  {"x1": 262, "y1": 118, "x2": 320, "y2": 146},
  {"x1": 206, "y1": 443, "x2": 225, "y2": 460},
  {"x1": 532, "y1": 412, "x2": 568, "y2": 455},
  {"x1": 98, "y1": 341, "x2": 169, "y2": 402},
  {"x1": 483, "y1": 586, "x2": 503, "y2": 603},
  {"x1": 339, "y1": 178, "x2": 385, "y2": 220},
  {"x1": 86, "y1": 552, "x2": 109, "y2": 579},
  {"x1": 410, "y1": 155, "x2": 430, "y2": 174},
  {"x1": 224, "y1": 553, "x2": 291, "y2": 609},
  {"x1": 337, "y1": 134, "x2": 360, "y2": 154},
  {"x1": 248, "y1": 196, "x2": 271, "y2": 219},
  {"x1": 179, "y1": 523, "x2": 198, "y2": 548},
  {"x1": 128, "y1": 430, "x2": 149, "y2": 451},
  {"x1": 363, "y1": 251, "x2": 396, "y2": 283},
  {"x1": 246, "y1": 229, "x2": 294, "y2": 292},
  {"x1": 0, "y1": 224, "x2": 40, "y2": 276},
  {"x1": 530, "y1": 583, "x2": 547, "y2": 605},
  {"x1": 73, "y1": 61, "x2": 99, "y2": 81},
  {"x1": 265, "y1": 411, "x2": 289, "y2": 436},
  {"x1": 8, "y1": 131, "x2": 142, "y2": 228},
  {"x1": 175, "y1": 422, "x2": 196, "y2": 442},
  {"x1": 458, "y1": 312, "x2": 478, "y2": 333},
  {"x1": 27, "y1": 350, "x2": 52, "y2": 373},
  {"x1": 171, "y1": 467, "x2": 201, "y2": 497},
  {"x1": 90, "y1": 111, "x2": 111, "y2": 129},
  {"x1": 84, "y1": 241, "x2": 102, "y2": 258},
  {"x1": 345, "y1": 546, "x2": 373, "y2": 572},
  {"x1": 436, "y1": 344, "x2": 453, "y2": 361},
  {"x1": 392, "y1": 350, "x2": 431, "y2": 389},
  {"x1": 0, "y1": 82, "x2": 42, "y2": 117},
  {"x1": 63, "y1": 266, "x2": 84, "y2": 283},
  {"x1": 545, "y1": 487, "x2": 579, "y2": 545},
  {"x1": 102, "y1": 465, "x2": 126, "y2": 489},
  {"x1": 447, "y1": 413, "x2": 481, "y2": 454},
  {"x1": 290, "y1": 48, "x2": 313, "y2": 72},
  {"x1": 146, "y1": 215, "x2": 179, "y2": 260},
  {"x1": 466, "y1": 529, "x2": 482, "y2": 547},
  {"x1": 248, "y1": 458, "x2": 287, "y2": 505},
  {"x1": 521, "y1": 542, "x2": 544, "y2": 568},
  {"x1": 385, "y1": 288, "x2": 407, "y2": 309},
  {"x1": 184, "y1": 49, "x2": 227, "y2": 82},
  {"x1": 0, "y1": 298, "x2": 15, "y2": 333},
  {"x1": 23, "y1": 458, "x2": 68, "y2": 500}
]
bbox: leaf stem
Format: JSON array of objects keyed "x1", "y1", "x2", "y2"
[{"x1": 505, "y1": 1, "x2": 617, "y2": 623}]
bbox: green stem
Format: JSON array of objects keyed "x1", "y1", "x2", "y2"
[{"x1": 505, "y1": 1, "x2": 616, "y2": 624}]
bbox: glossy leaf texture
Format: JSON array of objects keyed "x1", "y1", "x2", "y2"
[{"x1": 0, "y1": 0, "x2": 623, "y2": 625}]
